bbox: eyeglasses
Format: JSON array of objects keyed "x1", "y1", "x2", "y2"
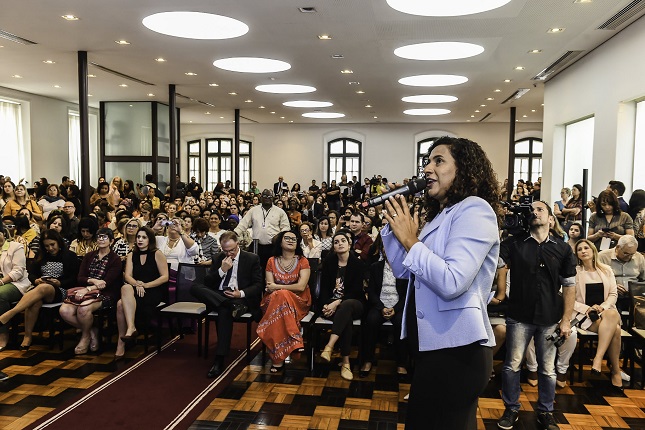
[
  {"x1": 97, "y1": 234, "x2": 110, "y2": 240},
  {"x1": 4, "y1": 224, "x2": 15, "y2": 229},
  {"x1": 283, "y1": 236, "x2": 298, "y2": 243},
  {"x1": 300, "y1": 228, "x2": 311, "y2": 233}
]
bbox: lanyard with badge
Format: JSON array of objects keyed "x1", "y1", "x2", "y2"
[{"x1": 262, "y1": 207, "x2": 271, "y2": 228}]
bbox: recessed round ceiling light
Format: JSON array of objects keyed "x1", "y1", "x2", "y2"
[
  {"x1": 399, "y1": 75, "x2": 468, "y2": 87},
  {"x1": 213, "y1": 57, "x2": 291, "y2": 73},
  {"x1": 403, "y1": 108, "x2": 451, "y2": 116},
  {"x1": 256, "y1": 84, "x2": 316, "y2": 94},
  {"x1": 386, "y1": 0, "x2": 511, "y2": 16},
  {"x1": 283, "y1": 100, "x2": 333, "y2": 108},
  {"x1": 302, "y1": 112, "x2": 345, "y2": 119},
  {"x1": 142, "y1": 12, "x2": 248, "y2": 40},
  {"x1": 394, "y1": 42, "x2": 484, "y2": 61},
  {"x1": 401, "y1": 95, "x2": 458, "y2": 103}
]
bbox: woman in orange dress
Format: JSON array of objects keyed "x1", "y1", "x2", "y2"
[{"x1": 257, "y1": 230, "x2": 311, "y2": 373}]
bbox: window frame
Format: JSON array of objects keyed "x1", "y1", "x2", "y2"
[
  {"x1": 513, "y1": 137, "x2": 543, "y2": 184},
  {"x1": 188, "y1": 139, "x2": 201, "y2": 184},
  {"x1": 327, "y1": 137, "x2": 361, "y2": 184},
  {"x1": 205, "y1": 138, "x2": 233, "y2": 191}
]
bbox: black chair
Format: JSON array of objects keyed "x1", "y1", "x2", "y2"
[
  {"x1": 627, "y1": 280, "x2": 645, "y2": 388},
  {"x1": 157, "y1": 263, "x2": 208, "y2": 355}
]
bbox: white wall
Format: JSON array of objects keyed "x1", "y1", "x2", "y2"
[
  {"x1": 181, "y1": 121, "x2": 541, "y2": 191},
  {"x1": 543, "y1": 15, "x2": 645, "y2": 203},
  {"x1": 0, "y1": 86, "x2": 99, "y2": 185}
]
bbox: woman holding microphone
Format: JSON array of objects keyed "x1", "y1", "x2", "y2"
[{"x1": 381, "y1": 136, "x2": 501, "y2": 429}]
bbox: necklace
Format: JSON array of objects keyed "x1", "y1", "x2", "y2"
[{"x1": 278, "y1": 255, "x2": 297, "y2": 272}]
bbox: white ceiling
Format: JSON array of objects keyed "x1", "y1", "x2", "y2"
[{"x1": 0, "y1": 0, "x2": 641, "y2": 125}]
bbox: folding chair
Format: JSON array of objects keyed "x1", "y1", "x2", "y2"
[{"x1": 157, "y1": 263, "x2": 208, "y2": 355}]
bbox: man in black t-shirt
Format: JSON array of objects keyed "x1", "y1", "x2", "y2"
[{"x1": 497, "y1": 200, "x2": 576, "y2": 430}]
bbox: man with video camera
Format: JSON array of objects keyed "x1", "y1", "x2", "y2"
[{"x1": 497, "y1": 200, "x2": 577, "y2": 430}]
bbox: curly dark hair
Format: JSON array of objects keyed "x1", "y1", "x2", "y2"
[
  {"x1": 423, "y1": 136, "x2": 502, "y2": 225},
  {"x1": 271, "y1": 230, "x2": 304, "y2": 257}
]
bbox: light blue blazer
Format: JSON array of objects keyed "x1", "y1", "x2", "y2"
[{"x1": 381, "y1": 196, "x2": 499, "y2": 351}]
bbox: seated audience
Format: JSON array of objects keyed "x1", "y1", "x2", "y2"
[
  {"x1": 257, "y1": 231, "x2": 311, "y2": 372},
  {"x1": 4, "y1": 184, "x2": 42, "y2": 221},
  {"x1": 573, "y1": 239, "x2": 624, "y2": 389},
  {"x1": 60, "y1": 228, "x2": 122, "y2": 354},
  {"x1": 38, "y1": 184, "x2": 66, "y2": 220},
  {"x1": 299, "y1": 222, "x2": 321, "y2": 260},
  {"x1": 112, "y1": 218, "x2": 141, "y2": 260},
  {"x1": 319, "y1": 231, "x2": 368, "y2": 381},
  {"x1": 89, "y1": 181, "x2": 111, "y2": 207},
  {"x1": 587, "y1": 190, "x2": 634, "y2": 251},
  {"x1": 190, "y1": 231, "x2": 263, "y2": 378},
  {"x1": 115, "y1": 226, "x2": 169, "y2": 358},
  {"x1": 359, "y1": 245, "x2": 408, "y2": 378},
  {"x1": 0, "y1": 225, "x2": 31, "y2": 350},
  {"x1": 69, "y1": 217, "x2": 99, "y2": 257},
  {"x1": 192, "y1": 217, "x2": 219, "y2": 265}
]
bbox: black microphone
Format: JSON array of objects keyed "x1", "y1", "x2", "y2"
[{"x1": 360, "y1": 177, "x2": 427, "y2": 208}]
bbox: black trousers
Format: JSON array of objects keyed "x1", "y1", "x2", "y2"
[
  {"x1": 190, "y1": 284, "x2": 250, "y2": 357},
  {"x1": 257, "y1": 244, "x2": 273, "y2": 274},
  {"x1": 406, "y1": 343, "x2": 492, "y2": 430},
  {"x1": 360, "y1": 306, "x2": 407, "y2": 367},
  {"x1": 330, "y1": 299, "x2": 363, "y2": 357}
]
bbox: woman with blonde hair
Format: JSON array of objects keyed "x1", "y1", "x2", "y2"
[
  {"x1": 112, "y1": 218, "x2": 142, "y2": 260},
  {"x1": 3, "y1": 184, "x2": 42, "y2": 221},
  {"x1": 573, "y1": 238, "x2": 624, "y2": 390}
]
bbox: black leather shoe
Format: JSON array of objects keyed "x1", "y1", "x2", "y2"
[{"x1": 207, "y1": 359, "x2": 225, "y2": 378}]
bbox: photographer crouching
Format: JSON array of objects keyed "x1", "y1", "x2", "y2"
[{"x1": 497, "y1": 200, "x2": 577, "y2": 430}]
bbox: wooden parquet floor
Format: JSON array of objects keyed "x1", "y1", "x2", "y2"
[
  {"x1": 3, "y1": 333, "x2": 645, "y2": 430},
  {"x1": 0, "y1": 336, "x2": 146, "y2": 430},
  {"x1": 189, "y1": 350, "x2": 645, "y2": 430}
]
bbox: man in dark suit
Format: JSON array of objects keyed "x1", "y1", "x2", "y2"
[
  {"x1": 190, "y1": 231, "x2": 263, "y2": 378},
  {"x1": 273, "y1": 176, "x2": 288, "y2": 196}
]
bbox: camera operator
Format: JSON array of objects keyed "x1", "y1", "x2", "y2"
[{"x1": 498, "y1": 200, "x2": 576, "y2": 430}]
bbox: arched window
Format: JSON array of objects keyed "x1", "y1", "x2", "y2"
[
  {"x1": 513, "y1": 137, "x2": 542, "y2": 184},
  {"x1": 328, "y1": 138, "x2": 361, "y2": 183},
  {"x1": 417, "y1": 138, "x2": 437, "y2": 174},
  {"x1": 206, "y1": 138, "x2": 232, "y2": 191}
]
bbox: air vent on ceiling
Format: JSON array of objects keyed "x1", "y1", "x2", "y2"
[
  {"x1": 89, "y1": 62, "x2": 155, "y2": 85},
  {"x1": 478, "y1": 113, "x2": 492, "y2": 122},
  {"x1": 0, "y1": 29, "x2": 37, "y2": 45},
  {"x1": 532, "y1": 50, "x2": 583, "y2": 81},
  {"x1": 598, "y1": 0, "x2": 645, "y2": 30},
  {"x1": 299, "y1": 7, "x2": 317, "y2": 13},
  {"x1": 176, "y1": 93, "x2": 215, "y2": 107},
  {"x1": 501, "y1": 88, "x2": 530, "y2": 104}
]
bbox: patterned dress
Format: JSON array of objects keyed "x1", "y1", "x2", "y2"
[{"x1": 256, "y1": 257, "x2": 311, "y2": 362}]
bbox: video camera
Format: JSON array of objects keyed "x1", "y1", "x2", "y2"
[{"x1": 502, "y1": 195, "x2": 534, "y2": 235}]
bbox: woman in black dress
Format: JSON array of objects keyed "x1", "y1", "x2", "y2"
[{"x1": 115, "y1": 226, "x2": 168, "y2": 358}]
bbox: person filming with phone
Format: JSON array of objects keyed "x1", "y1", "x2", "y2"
[{"x1": 381, "y1": 136, "x2": 501, "y2": 429}]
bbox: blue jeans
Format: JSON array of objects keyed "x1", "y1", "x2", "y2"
[{"x1": 501, "y1": 318, "x2": 558, "y2": 412}]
